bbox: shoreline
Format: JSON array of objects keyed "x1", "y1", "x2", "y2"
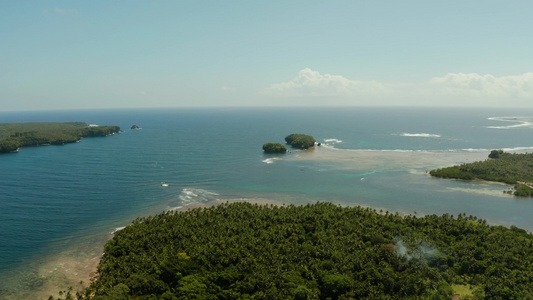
[
  {"x1": 4, "y1": 146, "x2": 530, "y2": 299},
  {"x1": 4, "y1": 198, "x2": 288, "y2": 300}
]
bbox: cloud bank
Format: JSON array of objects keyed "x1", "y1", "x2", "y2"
[
  {"x1": 429, "y1": 72, "x2": 533, "y2": 98},
  {"x1": 263, "y1": 68, "x2": 533, "y2": 106},
  {"x1": 263, "y1": 68, "x2": 388, "y2": 98}
]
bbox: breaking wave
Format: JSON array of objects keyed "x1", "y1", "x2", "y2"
[
  {"x1": 111, "y1": 226, "x2": 126, "y2": 234},
  {"x1": 179, "y1": 188, "x2": 219, "y2": 204},
  {"x1": 487, "y1": 117, "x2": 533, "y2": 129},
  {"x1": 262, "y1": 157, "x2": 281, "y2": 164},
  {"x1": 321, "y1": 138, "x2": 343, "y2": 148},
  {"x1": 324, "y1": 138, "x2": 343, "y2": 143},
  {"x1": 400, "y1": 133, "x2": 441, "y2": 138}
]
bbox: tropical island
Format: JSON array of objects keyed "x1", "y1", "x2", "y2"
[
  {"x1": 430, "y1": 150, "x2": 533, "y2": 197},
  {"x1": 285, "y1": 133, "x2": 316, "y2": 149},
  {"x1": 262, "y1": 134, "x2": 316, "y2": 153},
  {"x1": 262, "y1": 142, "x2": 287, "y2": 153},
  {"x1": 0, "y1": 122, "x2": 120, "y2": 153},
  {"x1": 52, "y1": 202, "x2": 533, "y2": 300}
]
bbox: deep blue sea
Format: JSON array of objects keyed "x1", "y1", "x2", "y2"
[{"x1": 2, "y1": 107, "x2": 533, "y2": 299}]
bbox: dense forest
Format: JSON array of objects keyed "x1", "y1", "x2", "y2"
[
  {"x1": 0, "y1": 122, "x2": 120, "y2": 153},
  {"x1": 52, "y1": 202, "x2": 533, "y2": 300},
  {"x1": 430, "y1": 151, "x2": 533, "y2": 197},
  {"x1": 285, "y1": 134, "x2": 316, "y2": 150},
  {"x1": 262, "y1": 143, "x2": 287, "y2": 153}
]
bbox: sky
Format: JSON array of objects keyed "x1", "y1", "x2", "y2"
[{"x1": 1, "y1": 1, "x2": 533, "y2": 111}]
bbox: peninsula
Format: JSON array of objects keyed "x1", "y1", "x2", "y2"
[
  {"x1": 0, "y1": 122, "x2": 120, "y2": 153},
  {"x1": 53, "y1": 202, "x2": 533, "y2": 299},
  {"x1": 430, "y1": 150, "x2": 533, "y2": 196}
]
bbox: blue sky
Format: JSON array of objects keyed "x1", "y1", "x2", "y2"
[{"x1": 1, "y1": 1, "x2": 533, "y2": 111}]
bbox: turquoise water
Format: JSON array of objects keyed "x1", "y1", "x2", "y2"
[{"x1": 1, "y1": 107, "x2": 533, "y2": 298}]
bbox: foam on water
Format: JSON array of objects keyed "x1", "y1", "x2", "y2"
[
  {"x1": 262, "y1": 157, "x2": 281, "y2": 164},
  {"x1": 486, "y1": 116, "x2": 533, "y2": 129},
  {"x1": 501, "y1": 146, "x2": 533, "y2": 152},
  {"x1": 323, "y1": 138, "x2": 343, "y2": 143},
  {"x1": 461, "y1": 148, "x2": 490, "y2": 152},
  {"x1": 111, "y1": 226, "x2": 126, "y2": 234},
  {"x1": 459, "y1": 146, "x2": 533, "y2": 153},
  {"x1": 399, "y1": 133, "x2": 441, "y2": 138},
  {"x1": 178, "y1": 188, "x2": 220, "y2": 206}
]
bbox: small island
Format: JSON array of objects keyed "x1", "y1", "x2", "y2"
[
  {"x1": 0, "y1": 122, "x2": 120, "y2": 153},
  {"x1": 262, "y1": 142, "x2": 287, "y2": 153},
  {"x1": 430, "y1": 150, "x2": 533, "y2": 197},
  {"x1": 285, "y1": 133, "x2": 316, "y2": 149},
  {"x1": 131, "y1": 125, "x2": 141, "y2": 130}
]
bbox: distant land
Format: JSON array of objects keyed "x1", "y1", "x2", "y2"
[
  {"x1": 0, "y1": 122, "x2": 120, "y2": 153},
  {"x1": 430, "y1": 150, "x2": 533, "y2": 197}
]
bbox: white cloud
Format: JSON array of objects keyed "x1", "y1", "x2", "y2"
[
  {"x1": 262, "y1": 69, "x2": 533, "y2": 107},
  {"x1": 428, "y1": 72, "x2": 533, "y2": 99},
  {"x1": 263, "y1": 68, "x2": 387, "y2": 98}
]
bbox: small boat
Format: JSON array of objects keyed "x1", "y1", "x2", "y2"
[{"x1": 161, "y1": 182, "x2": 169, "y2": 187}]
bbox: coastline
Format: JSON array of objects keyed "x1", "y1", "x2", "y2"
[
  {"x1": 10, "y1": 198, "x2": 288, "y2": 300},
  {"x1": 0, "y1": 234, "x2": 105, "y2": 300},
  {"x1": 4, "y1": 146, "x2": 529, "y2": 299}
]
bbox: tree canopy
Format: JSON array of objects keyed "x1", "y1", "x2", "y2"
[
  {"x1": 54, "y1": 202, "x2": 533, "y2": 300},
  {"x1": 0, "y1": 122, "x2": 120, "y2": 153},
  {"x1": 285, "y1": 134, "x2": 316, "y2": 150},
  {"x1": 262, "y1": 143, "x2": 287, "y2": 153},
  {"x1": 488, "y1": 149, "x2": 504, "y2": 159},
  {"x1": 430, "y1": 151, "x2": 533, "y2": 197}
]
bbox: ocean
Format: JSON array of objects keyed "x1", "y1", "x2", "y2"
[{"x1": 1, "y1": 106, "x2": 533, "y2": 299}]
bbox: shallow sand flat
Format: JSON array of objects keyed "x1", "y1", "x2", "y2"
[
  {"x1": 1, "y1": 235, "x2": 106, "y2": 300},
  {"x1": 31, "y1": 254, "x2": 100, "y2": 300},
  {"x1": 18, "y1": 198, "x2": 288, "y2": 300},
  {"x1": 290, "y1": 146, "x2": 491, "y2": 171}
]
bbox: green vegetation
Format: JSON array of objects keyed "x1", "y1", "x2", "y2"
[
  {"x1": 285, "y1": 134, "x2": 316, "y2": 149},
  {"x1": 488, "y1": 149, "x2": 504, "y2": 159},
  {"x1": 0, "y1": 122, "x2": 120, "y2": 153},
  {"x1": 430, "y1": 150, "x2": 533, "y2": 197},
  {"x1": 452, "y1": 284, "x2": 478, "y2": 299},
  {"x1": 262, "y1": 143, "x2": 287, "y2": 153},
  {"x1": 54, "y1": 202, "x2": 533, "y2": 300},
  {"x1": 514, "y1": 184, "x2": 533, "y2": 197}
]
